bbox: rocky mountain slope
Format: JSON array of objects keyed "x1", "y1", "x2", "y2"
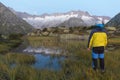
[
  {"x1": 105, "y1": 12, "x2": 120, "y2": 35},
  {"x1": 0, "y1": 2, "x2": 33, "y2": 34},
  {"x1": 106, "y1": 13, "x2": 120, "y2": 27}
]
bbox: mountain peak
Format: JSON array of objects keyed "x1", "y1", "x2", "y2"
[{"x1": 67, "y1": 10, "x2": 90, "y2": 16}]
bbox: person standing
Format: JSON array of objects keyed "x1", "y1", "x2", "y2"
[{"x1": 87, "y1": 24, "x2": 107, "y2": 72}]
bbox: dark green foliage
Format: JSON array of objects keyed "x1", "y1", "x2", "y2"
[
  {"x1": 8, "y1": 34, "x2": 23, "y2": 40},
  {"x1": 0, "y1": 34, "x2": 2, "y2": 39},
  {"x1": 69, "y1": 27, "x2": 73, "y2": 33},
  {"x1": 0, "y1": 34, "x2": 23, "y2": 54},
  {"x1": 82, "y1": 26, "x2": 87, "y2": 30},
  {"x1": 87, "y1": 25, "x2": 96, "y2": 30},
  {"x1": 42, "y1": 28, "x2": 48, "y2": 32}
]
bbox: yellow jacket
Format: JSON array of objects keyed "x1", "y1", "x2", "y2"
[{"x1": 88, "y1": 28, "x2": 107, "y2": 48}]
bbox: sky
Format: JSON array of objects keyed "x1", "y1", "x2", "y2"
[{"x1": 0, "y1": 0, "x2": 120, "y2": 17}]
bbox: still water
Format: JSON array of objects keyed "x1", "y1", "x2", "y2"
[
  {"x1": 23, "y1": 47, "x2": 65, "y2": 70},
  {"x1": 33, "y1": 54, "x2": 64, "y2": 70}
]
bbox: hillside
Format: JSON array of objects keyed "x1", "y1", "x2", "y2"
[
  {"x1": 0, "y1": 2, "x2": 33, "y2": 35},
  {"x1": 106, "y1": 13, "x2": 120, "y2": 27}
]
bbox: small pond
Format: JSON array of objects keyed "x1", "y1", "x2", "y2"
[
  {"x1": 23, "y1": 46, "x2": 66, "y2": 70},
  {"x1": 33, "y1": 54, "x2": 64, "y2": 70}
]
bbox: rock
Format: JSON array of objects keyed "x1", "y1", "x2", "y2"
[{"x1": 41, "y1": 31, "x2": 50, "y2": 36}]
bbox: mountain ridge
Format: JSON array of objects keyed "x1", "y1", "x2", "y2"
[{"x1": 9, "y1": 7, "x2": 111, "y2": 29}]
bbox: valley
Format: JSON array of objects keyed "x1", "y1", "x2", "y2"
[{"x1": 0, "y1": 1, "x2": 120, "y2": 80}]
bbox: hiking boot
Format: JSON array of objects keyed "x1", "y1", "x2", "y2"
[
  {"x1": 93, "y1": 67, "x2": 96, "y2": 71},
  {"x1": 101, "y1": 69, "x2": 105, "y2": 73}
]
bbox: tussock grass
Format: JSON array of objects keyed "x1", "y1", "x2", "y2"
[
  {"x1": 0, "y1": 38, "x2": 22, "y2": 54},
  {"x1": 26, "y1": 36, "x2": 120, "y2": 80},
  {"x1": 0, "y1": 44, "x2": 10, "y2": 53},
  {"x1": 28, "y1": 36, "x2": 59, "y2": 47},
  {"x1": 0, "y1": 35, "x2": 119, "y2": 80},
  {"x1": 108, "y1": 37, "x2": 120, "y2": 44},
  {"x1": 5, "y1": 53, "x2": 35, "y2": 64}
]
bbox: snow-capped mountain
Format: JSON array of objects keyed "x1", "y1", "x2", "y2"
[{"x1": 9, "y1": 8, "x2": 111, "y2": 28}]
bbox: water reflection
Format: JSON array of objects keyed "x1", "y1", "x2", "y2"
[
  {"x1": 23, "y1": 46, "x2": 66, "y2": 55},
  {"x1": 23, "y1": 46, "x2": 65, "y2": 70},
  {"x1": 32, "y1": 54, "x2": 64, "y2": 70}
]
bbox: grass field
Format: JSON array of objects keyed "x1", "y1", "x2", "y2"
[
  {"x1": 0, "y1": 34, "x2": 119, "y2": 80},
  {"x1": 26, "y1": 35, "x2": 120, "y2": 80}
]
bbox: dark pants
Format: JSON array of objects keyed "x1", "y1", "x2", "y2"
[{"x1": 92, "y1": 46, "x2": 104, "y2": 70}]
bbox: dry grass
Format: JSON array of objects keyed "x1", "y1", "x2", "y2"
[{"x1": 0, "y1": 35, "x2": 119, "y2": 80}]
